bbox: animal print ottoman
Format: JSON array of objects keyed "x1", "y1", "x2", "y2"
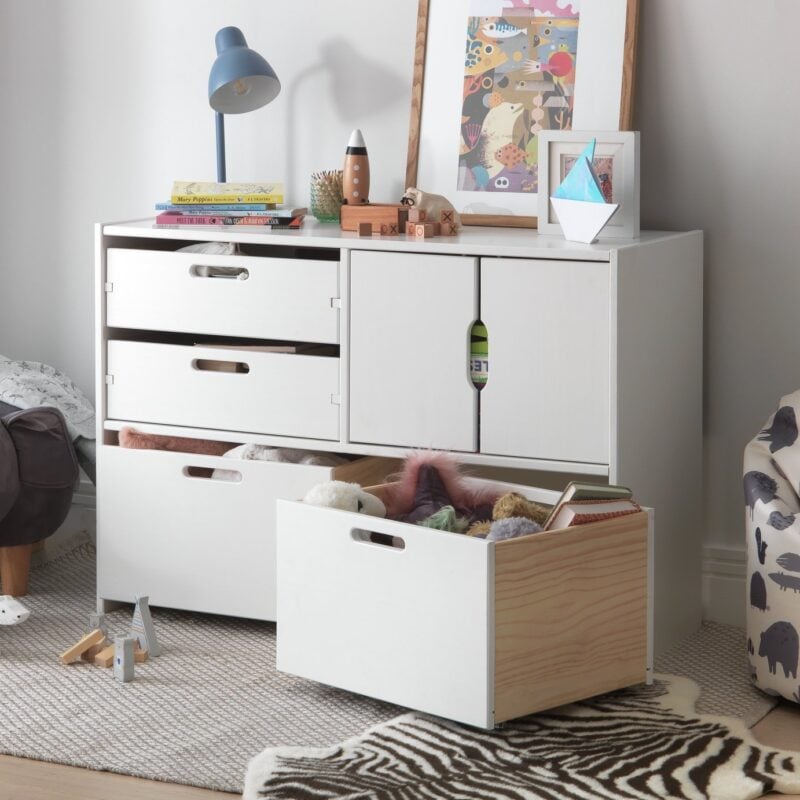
[{"x1": 744, "y1": 390, "x2": 800, "y2": 703}]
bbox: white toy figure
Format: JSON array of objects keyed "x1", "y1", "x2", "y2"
[
  {"x1": 130, "y1": 595, "x2": 161, "y2": 656},
  {"x1": 113, "y1": 636, "x2": 135, "y2": 683},
  {"x1": 303, "y1": 481, "x2": 386, "y2": 517},
  {"x1": 0, "y1": 595, "x2": 30, "y2": 625}
]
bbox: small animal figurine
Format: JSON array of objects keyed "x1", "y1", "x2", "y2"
[
  {"x1": 0, "y1": 595, "x2": 30, "y2": 625},
  {"x1": 402, "y1": 187, "x2": 461, "y2": 227}
]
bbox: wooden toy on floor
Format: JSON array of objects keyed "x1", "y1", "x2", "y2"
[
  {"x1": 60, "y1": 628, "x2": 107, "y2": 664},
  {"x1": 131, "y1": 595, "x2": 161, "y2": 657},
  {"x1": 94, "y1": 643, "x2": 148, "y2": 667},
  {"x1": 113, "y1": 636, "x2": 135, "y2": 683},
  {"x1": 88, "y1": 612, "x2": 108, "y2": 636}
]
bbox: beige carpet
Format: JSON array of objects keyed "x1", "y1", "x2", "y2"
[{"x1": 0, "y1": 542, "x2": 779, "y2": 793}]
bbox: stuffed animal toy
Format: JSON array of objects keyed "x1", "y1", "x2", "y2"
[
  {"x1": 383, "y1": 451, "x2": 499, "y2": 523},
  {"x1": 119, "y1": 427, "x2": 235, "y2": 456},
  {"x1": 303, "y1": 481, "x2": 386, "y2": 517},
  {"x1": 418, "y1": 505, "x2": 470, "y2": 533},
  {"x1": 467, "y1": 491, "x2": 552, "y2": 538},
  {"x1": 492, "y1": 492, "x2": 550, "y2": 526},
  {"x1": 402, "y1": 187, "x2": 461, "y2": 227},
  {"x1": 485, "y1": 517, "x2": 542, "y2": 542},
  {"x1": 0, "y1": 595, "x2": 30, "y2": 625}
]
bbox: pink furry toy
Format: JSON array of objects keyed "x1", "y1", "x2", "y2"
[
  {"x1": 383, "y1": 451, "x2": 501, "y2": 524},
  {"x1": 119, "y1": 427, "x2": 236, "y2": 456}
]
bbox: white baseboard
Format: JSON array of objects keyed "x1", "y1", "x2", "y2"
[{"x1": 702, "y1": 544, "x2": 746, "y2": 628}]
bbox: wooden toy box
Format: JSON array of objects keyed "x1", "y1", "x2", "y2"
[{"x1": 276, "y1": 479, "x2": 652, "y2": 729}]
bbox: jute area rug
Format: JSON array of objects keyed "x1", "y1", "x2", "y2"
[{"x1": 0, "y1": 542, "x2": 790, "y2": 796}]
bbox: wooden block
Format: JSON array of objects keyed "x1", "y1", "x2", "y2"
[
  {"x1": 134, "y1": 647, "x2": 149, "y2": 663},
  {"x1": 405, "y1": 221, "x2": 415, "y2": 235},
  {"x1": 397, "y1": 209, "x2": 409, "y2": 228},
  {"x1": 82, "y1": 640, "x2": 109, "y2": 662},
  {"x1": 381, "y1": 222, "x2": 398, "y2": 236},
  {"x1": 340, "y1": 203, "x2": 406, "y2": 232},
  {"x1": 358, "y1": 222, "x2": 373, "y2": 237},
  {"x1": 440, "y1": 209, "x2": 454, "y2": 223},
  {"x1": 442, "y1": 222, "x2": 459, "y2": 236},
  {"x1": 60, "y1": 629, "x2": 106, "y2": 664},
  {"x1": 94, "y1": 643, "x2": 116, "y2": 667},
  {"x1": 413, "y1": 223, "x2": 435, "y2": 238},
  {"x1": 408, "y1": 208, "x2": 426, "y2": 223},
  {"x1": 432, "y1": 222, "x2": 441, "y2": 236}
]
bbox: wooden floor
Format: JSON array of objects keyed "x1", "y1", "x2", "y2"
[{"x1": 1, "y1": 702, "x2": 798, "y2": 799}]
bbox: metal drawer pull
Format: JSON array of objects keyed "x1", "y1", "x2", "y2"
[
  {"x1": 189, "y1": 264, "x2": 249, "y2": 280},
  {"x1": 351, "y1": 529, "x2": 405, "y2": 550},
  {"x1": 192, "y1": 358, "x2": 250, "y2": 374}
]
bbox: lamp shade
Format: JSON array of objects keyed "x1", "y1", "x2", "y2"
[{"x1": 208, "y1": 27, "x2": 280, "y2": 114}]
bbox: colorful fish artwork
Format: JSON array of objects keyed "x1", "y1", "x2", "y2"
[{"x1": 458, "y1": 1, "x2": 580, "y2": 195}]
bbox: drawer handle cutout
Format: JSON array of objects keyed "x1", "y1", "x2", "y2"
[
  {"x1": 351, "y1": 529, "x2": 405, "y2": 550},
  {"x1": 182, "y1": 466, "x2": 242, "y2": 482},
  {"x1": 192, "y1": 359, "x2": 250, "y2": 374},
  {"x1": 189, "y1": 265, "x2": 249, "y2": 280}
]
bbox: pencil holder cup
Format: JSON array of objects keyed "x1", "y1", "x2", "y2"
[{"x1": 310, "y1": 170, "x2": 344, "y2": 222}]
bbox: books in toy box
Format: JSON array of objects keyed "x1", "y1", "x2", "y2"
[
  {"x1": 543, "y1": 482, "x2": 635, "y2": 531},
  {"x1": 171, "y1": 181, "x2": 284, "y2": 204},
  {"x1": 544, "y1": 497, "x2": 641, "y2": 531}
]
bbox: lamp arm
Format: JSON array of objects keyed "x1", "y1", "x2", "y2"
[{"x1": 215, "y1": 112, "x2": 226, "y2": 183}]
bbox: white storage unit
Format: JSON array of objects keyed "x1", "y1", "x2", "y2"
[
  {"x1": 96, "y1": 221, "x2": 702, "y2": 652},
  {"x1": 277, "y1": 480, "x2": 652, "y2": 728}
]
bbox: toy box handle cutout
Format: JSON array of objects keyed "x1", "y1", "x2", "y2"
[
  {"x1": 182, "y1": 466, "x2": 242, "y2": 483},
  {"x1": 189, "y1": 264, "x2": 249, "y2": 280},
  {"x1": 350, "y1": 528, "x2": 405, "y2": 551},
  {"x1": 192, "y1": 359, "x2": 250, "y2": 374}
]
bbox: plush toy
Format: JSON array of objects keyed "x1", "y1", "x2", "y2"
[
  {"x1": 485, "y1": 517, "x2": 542, "y2": 542},
  {"x1": 383, "y1": 451, "x2": 499, "y2": 524},
  {"x1": 418, "y1": 505, "x2": 470, "y2": 533},
  {"x1": 119, "y1": 427, "x2": 235, "y2": 456},
  {"x1": 303, "y1": 481, "x2": 386, "y2": 517},
  {"x1": 402, "y1": 187, "x2": 461, "y2": 228},
  {"x1": 467, "y1": 491, "x2": 552, "y2": 538},
  {"x1": 492, "y1": 492, "x2": 550, "y2": 526}
]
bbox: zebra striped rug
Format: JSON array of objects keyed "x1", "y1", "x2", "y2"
[{"x1": 244, "y1": 675, "x2": 800, "y2": 800}]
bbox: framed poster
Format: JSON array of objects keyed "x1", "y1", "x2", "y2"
[{"x1": 405, "y1": 0, "x2": 639, "y2": 227}]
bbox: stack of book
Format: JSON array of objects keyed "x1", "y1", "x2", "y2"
[
  {"x1": 154, "y1": 181, "x2": 306, "y2": 229},
  {"x1": 542, "y1": 482, "x2": 641, "y2": 530}
]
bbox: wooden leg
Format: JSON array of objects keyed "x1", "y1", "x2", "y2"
[{"x1": 0, "y1": 544, "x2": 34, "y2": 597}]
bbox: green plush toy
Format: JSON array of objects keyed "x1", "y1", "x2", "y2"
[{"x1": 418, "y1": 505, "x2": 469, "y2": 533}]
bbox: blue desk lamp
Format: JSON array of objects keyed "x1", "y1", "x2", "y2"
[{"x1": 208, "y1": 26, "x2": 281, "y2": 182}]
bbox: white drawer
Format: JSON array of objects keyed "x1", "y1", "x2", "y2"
[
  {"x1": 277, "y1": 480, "x2": 650, "y2": 728},
  {"x1": 97, "y1": 445, "x2": 395, "y2": 620},
  {"x1": 106, "y1": 248, "x2": 339, "y2": 343},
  {"x1": 106, "y1": 341, "x2": 339, "y2": 440}
]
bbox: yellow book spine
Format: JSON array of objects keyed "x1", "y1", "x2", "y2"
[{"x1": 171, "y1": 193, "x2": 284, "y2": 204}]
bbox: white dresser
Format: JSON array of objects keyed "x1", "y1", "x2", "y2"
[{"x1": 95, "y1": 220, "x2": 702, "y2": 653}]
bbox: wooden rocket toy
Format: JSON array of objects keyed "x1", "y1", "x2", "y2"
[{"x1": 343, "y1": 129, "x2": 370, "y2": 204}]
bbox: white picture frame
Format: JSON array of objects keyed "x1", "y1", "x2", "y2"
[
  {"x1": 406, "y1": 0, "x2": 640, "y2": 228},
  {"x1": 537, "y1": 130, "x2": 640, "y2": 239}
]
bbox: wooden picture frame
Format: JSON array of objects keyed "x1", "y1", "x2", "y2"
[
  {"x1": 538, "y1": 130, "x2": 640, "y2": 239},
  {"x1": 405, "y1": 0, "x2": 640, "y2": 229}
]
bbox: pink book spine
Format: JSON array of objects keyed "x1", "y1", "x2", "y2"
[{"x1": 155, "y1": 213, "x2": 230, "y2": 225}]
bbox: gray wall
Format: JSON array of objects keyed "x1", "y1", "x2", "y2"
[{"x1": 0, "y1": 1, "x2": 791, "y2": 577}]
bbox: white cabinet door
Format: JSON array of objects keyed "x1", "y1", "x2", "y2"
[
  {"x1": 349, "y1": 251, "x2": 478, "y2": 451},
  {"x1": 481, "y1": 258, "x2": 610, "y2": 464}
]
